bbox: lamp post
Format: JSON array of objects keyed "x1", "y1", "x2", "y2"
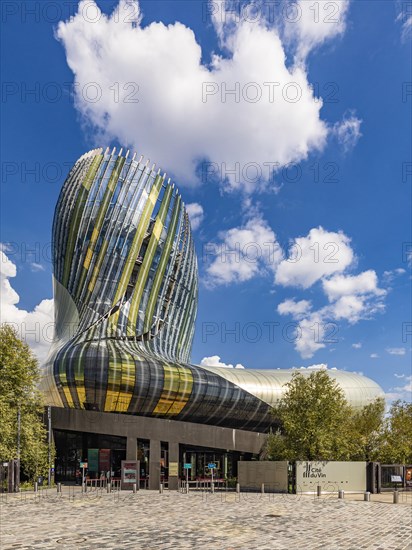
[
  {"x1": 17, "y1": 404, "x2": 21, "y2": 459},
  {"x1": 15, "y1": 403, "x2": 21, "y2": 492},
  {"x1": 47, "y1": 406, "x2": 52, "y2": 486}
]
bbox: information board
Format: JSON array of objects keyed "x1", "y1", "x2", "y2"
[
  {"x1": 391, "y1": 475, "x2": 403, "y2": 483},
  {"x1": 121, "y1": 460, "x2": 138, "y2": 484},
  {"x1": 296, "y1": 461, "x2": 367, "y2": 493},
  {"x1": 169, "y1": 462, "x2": 178, "y2": 476}
]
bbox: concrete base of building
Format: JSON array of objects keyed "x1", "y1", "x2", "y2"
[{"x1": 51, "y1": 407, "x2": 267, "y2": 490}]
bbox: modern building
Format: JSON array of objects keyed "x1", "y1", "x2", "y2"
[{"x1": 40, "y1": 147, "x2": 384, "y2": 488}]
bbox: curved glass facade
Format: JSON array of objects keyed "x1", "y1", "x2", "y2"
[{"x1": 40, "y1": 147, "x2": 384, "y2": 432}]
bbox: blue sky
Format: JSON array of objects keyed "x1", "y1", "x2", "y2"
[{"x1": 1, "y1": 0, "x2": 411, "y2": 401}]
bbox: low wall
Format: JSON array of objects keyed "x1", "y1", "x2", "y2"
[
  {"x1": 238, "y1": 461, "x2": 289, "y2": 492},
  {"x1": 296, "y1": 461, "x2": 367, "y2": 493}
]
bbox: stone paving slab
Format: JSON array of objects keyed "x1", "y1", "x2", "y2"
[{"x1": 0, "y1": 489, "x2": 411, "y2": 549}]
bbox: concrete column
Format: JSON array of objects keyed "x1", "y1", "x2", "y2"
[
  {"x1": 149, "y1": 440, "x2": 161, "y2": 490},
  {"x1": 124, "y1": 438, "x2": 139, "y2": 490},
  {"x1": 168, "y1": 442, "x2": 179, "y2": 491},
  {"x1": 126, "y1": 437, "x2": 137, "y2": 460}
]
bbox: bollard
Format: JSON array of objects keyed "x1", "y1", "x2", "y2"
[
  {"x1": 57, "y1": 483, "x2": 61, "y2": 493},
  {"x1": 236, "y1": 483, "x2": 240, "y2": 494},
  {"x1": 364, "y1": 492, "x2": 370, "y2": 502},
  {"x1": 34, "y1": 482, "x2": 38, "y2": 493},
  {"x1": 133, "y1": 483, "x2": 137, "y2": 494},
  {"x1": 316, "y1": 485, "x2": 322, "y2": 498},
  {"x1": 393, "y1": 491, "x2": 399, "y2": 504},
  {"x1": 261, "y1": 483, "x2": 265, "y2": 494},
  {"x1": 338, "y1": 489, "x2": 344, "y2": 499},
  {"x1": 159, "y1": 483, "x2": 163, "y2": 494},
  {"x1": 107, "y1": 482, "x2": 111, "y2": 494}
]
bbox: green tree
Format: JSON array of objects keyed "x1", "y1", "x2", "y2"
[
  {"x1": 0, "y1": 324, "x2": 53, "y2": 481},
  {"x1": 266, "y1": 370, "x2": 388, "y2": 462},
  {"x1": 378, "y1": 401, "x2": 412, "y2": 464},
  {"x1": 264, "y1": 428, "x2": 288, "y2": 461},
  {"x1": 347, "y1": 397, "x2": 385, "y2": 461},
  {"x1": 268, "y1": 370, "x2": 354, "y2": 461}
]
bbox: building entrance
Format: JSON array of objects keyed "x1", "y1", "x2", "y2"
[
  {"x1": 181, "y1": 445, "x2": 252, "y2": 482},
  {"x1": 53, "y1": 430, "x2": 126, "y2": 483}
]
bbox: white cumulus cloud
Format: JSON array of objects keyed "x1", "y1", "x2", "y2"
[
  {"x1": 185, "y1": 203, "x2": 204, "y2": 231},
  {"x1": 205, "y1": 215, "x2": 386, "y2": 358},
  {"x1": 293, "y1": 311, "x2": 328, "y2": 358},
  {"x1": 277, "y1": 240, "x2": 386, "y2": 356},
  {"x1": 386, "y1": 376, "x2": 412, "y2": 402},
  {"x1": 200, "y1": 355, "x2": 245, "y2": 369},
  {"x1": 277, "y1": 298, "x2": 312, "y2": 319},
  {"x1": 204, "y1": 215, "x2": 282, "y2": 286},
  {"x1": 284, "y1": 0, "x2": 350, "y2": 61},
  {"x1": 297, "y1": 363, "x2": 329, "y2": 370},
  {"x1": 275, "y1": 226, "x2": 354, "y2": 289},
  {"x1": 54, "y1": 0, "x2": 355, "y2": 193},
  {"x1": 322, "y1": 270, "x2": 385, "y2": 302},
  {"x1": 0, "y1": 249, "x2": 53, "y2": 363}
]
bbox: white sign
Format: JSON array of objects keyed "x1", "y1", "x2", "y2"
[
  {"x1": 296, "y1": 461, "x2": 367, "y2": 493},
  {"x1": 391, "y1": 475, "x2": 402, "y2": 483}
]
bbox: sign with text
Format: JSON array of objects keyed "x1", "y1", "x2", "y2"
[
  {"x1": 169, "y1": 462, "x2": 178, "y2": 476},
  {"x1": 391, "y1": 475, "x2": 403, "y2": 483},
  {"x1": 121, "y1": 460, "x2": 138, "y2": 485},
  {"x1": 183, "y1": 463, "x2": 191, "y2": 469},
  {"x1": 208, "y1": 463, "x2": 216, "y2": 469},
  {"x1": 296, "y1": 461, "x2": 367, "y2": 493}
]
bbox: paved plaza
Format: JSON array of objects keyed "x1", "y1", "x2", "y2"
[{"x1": 1, "y1": 488, "x2": 411, "y2": 550}]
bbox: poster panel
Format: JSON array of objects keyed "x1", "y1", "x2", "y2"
[
  {"x1": 169, "y1": 462, "x2": 178, "y2": 477},
  {"x1": 405, "y1": 467, "x2": 412, "y2": 488},
  {"x1": 99, "y1": 449, "x2": 111, "y2": 473},
  {"x1": 121, "y1": 460, "x2": 139, "y2": 487},
  {"x1": 88, "y1": 449, "x2": 99, "y2": 473}
]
